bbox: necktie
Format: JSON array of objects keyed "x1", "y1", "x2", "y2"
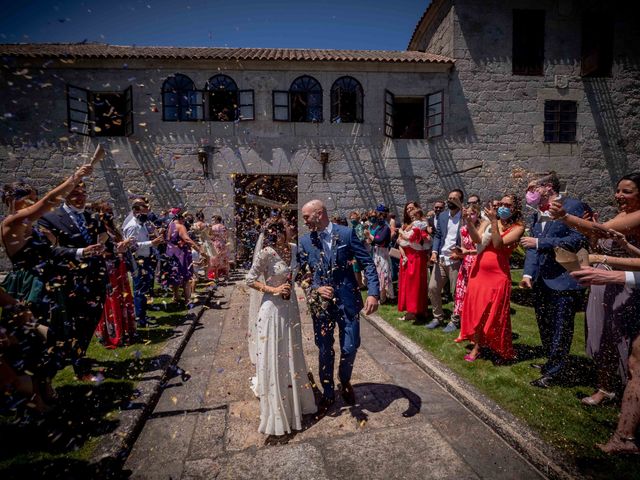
[
  {"x1": 319, "y1": 231, "x2": 331, "y2": 260},
  {"x1": 73, "y1": 211, "x2": 93, "y2": 245}
]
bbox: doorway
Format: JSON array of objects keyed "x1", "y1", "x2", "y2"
[{"x1": 234, "y1": 174, "x2": 298, "y2": 265}]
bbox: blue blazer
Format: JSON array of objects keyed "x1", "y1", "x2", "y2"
[
  {"x1": 298, "y1": 223, "x2": 380, "y2": 319},
  {"x1": 431, "y1": 210, "x2": 462, "y2": 256},
  {"x1": 523, "y1": 197, "x2": 589, "y2": 291}
]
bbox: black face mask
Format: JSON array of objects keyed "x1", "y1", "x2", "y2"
[
  {"x1": 136, "y1": 213, "x2": 148, "y2": 223},
  {"x1": 447, "y1": 201, "x2": 458, "y2": 210},
  {"x1": 103, "y1": 213, "x2": 114, "y2": 222}
]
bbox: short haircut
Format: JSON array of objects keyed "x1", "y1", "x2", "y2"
[
  {"x1": 449, "y1": 189, "x2": 465, "y2": 202},
  {"x1": 535, "y1": 171, "x2": 561, "y2": 193}
]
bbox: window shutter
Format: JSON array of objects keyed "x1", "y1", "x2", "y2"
[
  {"x1": 188, "y1": 90, "x2": 205, "y2": 120},
  {"x1": 384, "y1": 89, "x2": 395, "y2": 138},
  {"x1": 238, "y1": 89, "x2": 255, "y2": 121},
  {"x1": 66, "y1": 84, "x2": 92, "y2": 136},
  {"x1": 426, "y1": 90, "x2": 444, "y2": 138},
  {"x1": 273, "y1": 90, "x2": 290, "y2": 121},
  {"x1": 123, "y1": 86, "x2": 134, "y2": 137}
]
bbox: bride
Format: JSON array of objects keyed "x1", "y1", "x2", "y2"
[{"x1": 245, "y1": 219, "x2": 317, "y2": 437}]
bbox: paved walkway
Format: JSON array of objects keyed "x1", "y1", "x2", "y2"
[{"x1": 125, "y1": 277, "x2": 545, "y2": 479}]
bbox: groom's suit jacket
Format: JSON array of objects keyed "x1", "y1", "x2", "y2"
[
  {"x1": 298, "y1": 223, "x2": 380, "y2": 319},
  {"x1": 523, "y1": 197, "x2": 588, "y2": 291}
]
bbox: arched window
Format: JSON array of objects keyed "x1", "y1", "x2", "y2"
[
  {"x1": 162, "y1": 74, "x2": 203, "y2": 121},
  {"x1": 289, "y1": 75, "x2": 322, "y2": 122},
  {"x1": 330, "y1": 76, "x2": 363, "y2": 123},
  {"x1": 206, "y1": 74, "x2": 238, "y2": 122}
]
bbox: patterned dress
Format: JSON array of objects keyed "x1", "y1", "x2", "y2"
[{"x1": 453, "y1": 226, "x2": 478, "y2": 318}]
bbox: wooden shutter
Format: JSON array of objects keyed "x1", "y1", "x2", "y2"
[
  {"x1": 66, "y1": 84, "x2": 92, "y2": 136},
  {"x1": 384, "y1": 89, "x2": 395, "y2": 138}
]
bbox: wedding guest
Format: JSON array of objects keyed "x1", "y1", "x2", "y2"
[
  {"x1": 457, "y1": 194, "x2": 524, "y2": 361},
  {"x1": 426, "y1": 200, "x2": 445, "y2": 235},
  {"x1": 0, "y1": 160, "x2": 95, "y2": 402},
  {"x1": 427, "y1": 190, "x2": 463, "y2": 332},
  {"x1": 165, "y1": 210, "x2": 202, "y2": 303},
  {"x1": 38, "y1": 176, "x2": 109, "y2": 381},
  {"x1": 451, "y1": 202, "x2": 481, "y2": 326},
  {"x1": 364, "y1": 205, "x2": 395, "y2": 303},
  {"x1": 519, "y1": 172, "x2": 589, "y2": 388},
  {"x1": 123, "y1": 198, "x2": 163, "y2": 327},
  {"x1": 397, "y1": 203, "x2": 430, "y2": 321},
  {"x1": 209, "y1": 215, "x2": 230, "y2": 281},
  {"x1": 549, "y1": 172, "x2": 640, "y2": 406},
  {"x1": 571, "y1": 264, "x2": 640, "y2": 454},
  {"x1": 92, "y1": 201, "x2": 137, "y2": 347}
]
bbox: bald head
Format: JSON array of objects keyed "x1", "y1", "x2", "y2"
[{"x1": 302, "y1": 199, "x2": 329, "y2": 231}]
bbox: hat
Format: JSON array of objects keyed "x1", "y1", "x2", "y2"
[
  {"x1": 169, "y1": 207, "x2": 181, "y2": 215},
  {"x1": 375, "y1": 203, "x2": 389, "y2": 213}
]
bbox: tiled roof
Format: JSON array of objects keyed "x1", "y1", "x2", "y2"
[
  {"x1": 0, "y1": 43, "x2": 454, "y2": 64},
  {"x1": 407, "y1": 0, "x2": 448, "y2": 51}
]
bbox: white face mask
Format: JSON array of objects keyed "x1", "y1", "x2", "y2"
[{"x1": 65, "y1": 202, "x2": 85, "y2": 214}]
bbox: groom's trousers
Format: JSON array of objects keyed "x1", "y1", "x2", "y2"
[{"x1": 312, "y1": 306, "x2": 361, "y2": 400}]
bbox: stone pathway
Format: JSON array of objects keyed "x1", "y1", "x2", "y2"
[{"x1": 125, "y1": 278, "x2": 545, "y2": 479}]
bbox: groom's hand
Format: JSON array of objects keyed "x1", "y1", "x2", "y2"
[
  {"x1": 364, "y1": 296, "x2": 379, "y2": 315},
  {"x1": 317, "y1": 286, "x2": 334, "y2": 300}
]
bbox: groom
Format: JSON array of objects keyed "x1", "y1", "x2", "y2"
[{"x1": 298, "y1": 200, "x2": 380, "y2": 414}]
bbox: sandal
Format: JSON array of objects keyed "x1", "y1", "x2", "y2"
[
  {"x1": 581, "y1": 389, "x2": 616, "y2": 406},
  {"x1": 597, "y1": 432, "x2": 640, "y2": 455}
]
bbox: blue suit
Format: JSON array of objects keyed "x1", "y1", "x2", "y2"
[
  {"x1": 298, "y1": 223, "x2": 380, "y2": 400},
  {"x1": 523, "y1": 197, "x2": 589, "y2": 378}
]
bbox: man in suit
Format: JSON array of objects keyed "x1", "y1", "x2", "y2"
[
  {"x1": 299, "y1": 199, "x2": 380, "y2": 414},
  {"x1": 39, "y1": 181, "x2": 108, "y2": 381},
  {"x1": 520, "y1": 172, "x2": 589, "y2": 388},
  {"x1": 426, "y1": 189, "x2": 464, "y2": 332}
]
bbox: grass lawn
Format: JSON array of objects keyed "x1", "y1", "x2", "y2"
[
  {"x1": 375, "y1": 269, "x2": 640, "y2": 478},
  {"x1": 0, "y1": 290, "x2": 196, "y2": 477}
]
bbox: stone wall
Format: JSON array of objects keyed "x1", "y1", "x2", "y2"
[
  {"x1": 0, "y1": 58, "x2": 452, "y2": 265},
  {"x1": 411, "y1": 0, "x2": 640, "y2": 219}
]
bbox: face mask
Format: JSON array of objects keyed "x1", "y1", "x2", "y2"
[
  {"x1": 526, "y1": 190, "x2": 541, "y2": 206},
  {"x1": 447, "y1": 201, "x2": 458, "y2": 210},
  {"x1": 103, "y1": 212, "x2": 114, "y2": 222},
  {"x1": 369, "y1": 216, "x2": 377, "y2": 224},
  {"x1": 350, "y1": 219, "x2": 359, "y2": 226},
  {"x1": 497, "y1": 207, "x2": 512, "y2": 220},
  {"x1": 377, "y1": 217, "x2": 386, "y2": 225},
  {"x1": 136, "y1": 213, "x2": 148, "y2": 223}
]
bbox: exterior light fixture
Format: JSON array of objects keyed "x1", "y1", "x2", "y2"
[{"x1": 320, "y1": 150, "x2": 330, "y2": 180}]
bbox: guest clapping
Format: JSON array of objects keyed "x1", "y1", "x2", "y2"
[{"x1": 457, "y1": 195, "x2": 524, "y2": 361}]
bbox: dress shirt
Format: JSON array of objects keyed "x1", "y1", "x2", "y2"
[
  {"x1": 625, "y1": 271, "x2": 640, "y2": 287},
  {"x1": 123, "y1": 214, "x2": 154, "y2": 257},
  {"x1": 62, "y1": 203, "x2": 86, "y2": 260},
  {"x1": 440, "y1": 210, "x2": 461, "y2": 265}
]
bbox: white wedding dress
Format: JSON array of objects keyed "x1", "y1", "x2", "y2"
[{"x1": 246, "y1": 246, "x2": 317, "y2": 436}]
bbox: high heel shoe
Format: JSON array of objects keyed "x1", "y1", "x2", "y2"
[{"x1": 581, "y1": 389, "x2": 616, "y2": 406}]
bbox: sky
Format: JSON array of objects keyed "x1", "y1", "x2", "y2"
[{"x1": 0, "y1": 0, "x2": 430, "y2": 50}]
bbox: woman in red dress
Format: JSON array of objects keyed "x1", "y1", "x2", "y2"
[
  {"x1": 457, "y1": 195, "x2": 524, "y2": 361},
  {"x1": 397, "y1": 203, "x2": 431, "y2": 321},
  {"x1": 92, "y1": 201, "x2": 137, "y2": 348}
]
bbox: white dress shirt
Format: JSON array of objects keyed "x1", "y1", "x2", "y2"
[
  {"x1": 440, "y1": 210, "x2": 461, "y2": 265},
  {"x1": 123, "y1": 215, "x2": 154, "y2": 257}
]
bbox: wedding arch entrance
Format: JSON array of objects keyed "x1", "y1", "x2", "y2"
[{"x1": 233, "y1": 174, "x2": 298, "y2": 265}]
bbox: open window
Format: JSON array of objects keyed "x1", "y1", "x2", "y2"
[
  {"x1": 383, "y1": 90, "x2": 443, "y2": 139},
  {"x1": 162, "y1": 74, "x2": 204, "y2": 121},
  {"x1": 204, "y1": 74, "x2": 255, "y2": 121},
  {"x1": 66, "y1": 84, "x2": 134, "y2": 137},
  {"x1": 581, "y1": 12, "x2": 614, "y2": 77},
  {"x1": 512, "y1": 10, "x2": 545, "y2": 75},
  {"x1": 331, "y1": 76, "x2": 363, "y2": 123}
]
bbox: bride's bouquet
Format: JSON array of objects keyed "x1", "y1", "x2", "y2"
[{"x1": 298, "y1": 265, "x2": 330, "y2": 317}]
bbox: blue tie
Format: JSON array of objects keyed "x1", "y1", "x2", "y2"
[
  {"x1": 319, "y1": 231, "x2": 331, "y2": 260},
  {"x1": 73, "y1": 211, "x2": 93, "y2": 245}
]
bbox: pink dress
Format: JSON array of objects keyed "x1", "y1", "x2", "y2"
[
  {"x1": 209, "y1": 223, "x2": 230, "y2": 277},
  {"x1": 453, "y1": 226, "x2": 477, "y2": 318}
]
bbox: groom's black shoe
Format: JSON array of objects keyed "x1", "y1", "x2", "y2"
[
  {"x1": 340, "y1": 382, "x2": 356, "y2": 406},
  {"x1": 316, "y1": 397, "x2": 335, "y2": 417}
]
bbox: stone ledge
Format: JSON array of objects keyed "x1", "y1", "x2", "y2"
[{"x1": 362, "y1": 311, "x2": 580, "y2": 480}]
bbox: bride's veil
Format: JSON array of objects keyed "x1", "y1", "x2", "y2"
[{"x1": 247, "y1": 230, "x2": 265, "y2": 365}]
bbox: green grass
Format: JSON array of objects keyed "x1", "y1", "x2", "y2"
[
  {"x1": 376, "y1": 270, "x2": 640, "y2": 478},
  {"x1": 0, "y1": 290, "x2": 195, "y2": 477}
]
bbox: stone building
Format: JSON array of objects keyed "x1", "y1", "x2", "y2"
[{"x1": 1, "y1": 0, "x2": 639, "y2": 258}]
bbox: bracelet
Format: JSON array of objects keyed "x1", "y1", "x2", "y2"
[{"x1": 602, "y1": 255, "x2": 608, "y2": 264}]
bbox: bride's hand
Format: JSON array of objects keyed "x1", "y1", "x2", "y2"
[
  {"x1": 273, "y1": 283, "x2": 291, "y2": 297},
  {"x1": 317, "y1": 286, "x2": 334, "y2": 300}
]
